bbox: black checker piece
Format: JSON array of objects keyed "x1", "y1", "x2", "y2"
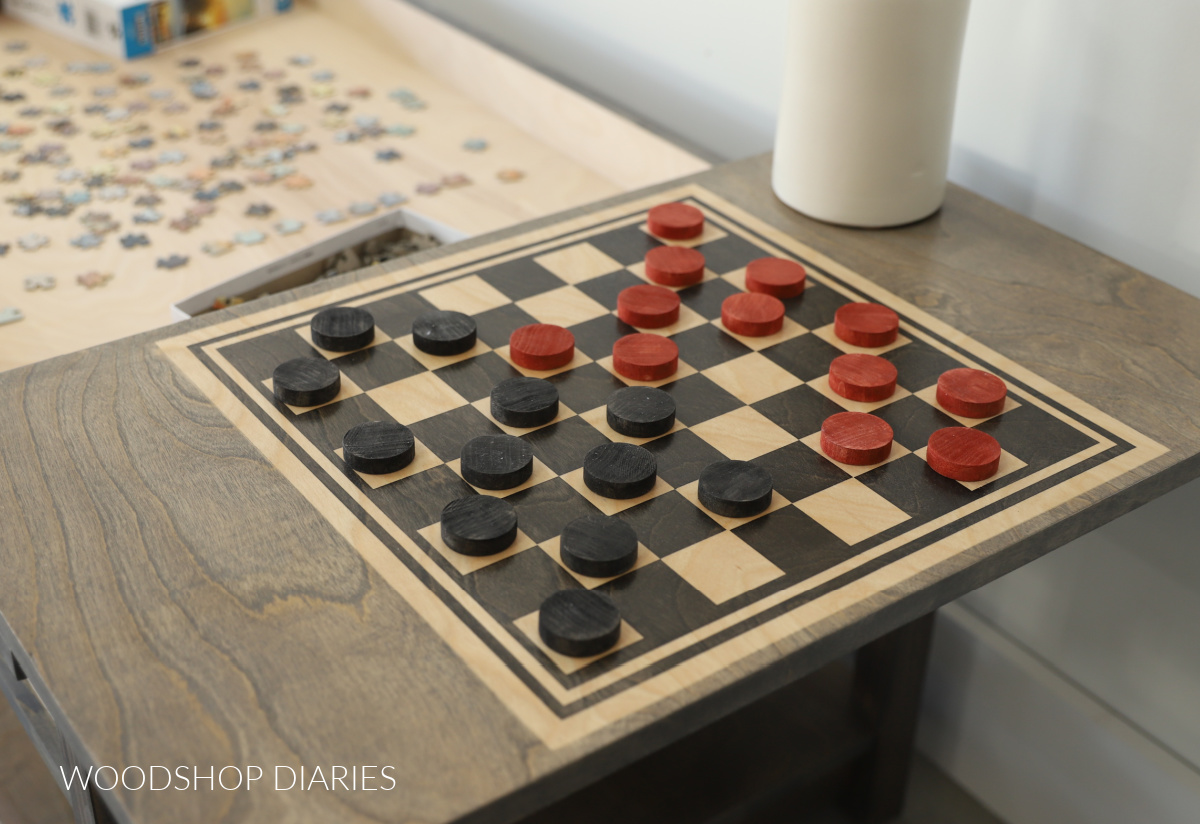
[
  {"x1": 311, "y1": 306, "x2": 374, "y2": 352},
  {"x1": 273, "y1": 357, "x2": 339, "y2": 407},
  {"x1": 330, "y1": 342, "x2": 424, "y2": 391}
]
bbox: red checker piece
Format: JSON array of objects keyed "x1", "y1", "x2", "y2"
[
  {"x1": 721, "y1": 292, "x2": 785, "y2": 337},
  {"x1": 612, "y1": 333, "x2": 679, "y2": 382},
  {"x1": 936, "y1": 367, "x2": 1008, "y2": 418},
  {"x1": 834, "y1": 302, "x2": 900, "y2": 347},
  {"x1": 820, "y1": 411, "x2": 894, "y2": 466},
  {"x1": 617, "y1": 284, "x2": 681, "y2": 328},
  {"x1": 645, "y1": 246, "x2": 705, "y2": 287},
  {"x1": 509, "y1": 323, "x2": 575, "y2": 371},
  {"x1": 745, "y1": 257, "x2": 806, "y2": 299},
  {"x1": 647, "y1": 202, "x2": 705, "y2": 240},
  {"x1": 828, "y1": 353, "x2": 898, "y2": 402},
  {"x1": 927, "y1": 427, "x2": 1002, "y2": 482}
]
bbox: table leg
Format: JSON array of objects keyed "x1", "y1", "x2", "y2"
[{"x1": 845, "y1": 610, "x2": 938, "y2": 824}]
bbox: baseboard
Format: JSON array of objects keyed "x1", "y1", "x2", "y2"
[{"x1": 917, "y1": 604, "x2": 1200, "y2": 824}]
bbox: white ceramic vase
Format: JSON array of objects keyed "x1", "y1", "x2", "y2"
[{"x1": 771, "y1": 0, "x2": 971, "y2": 227}]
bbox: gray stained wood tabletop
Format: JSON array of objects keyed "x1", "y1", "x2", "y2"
[{"x1": 2, "y1": 154, "x2": 1200, "y2": 824}]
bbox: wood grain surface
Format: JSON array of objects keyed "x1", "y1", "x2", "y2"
[
  {"x1": 0, "y1": 3, "x2": 707, "y2": 372},
  {"x1": 2, "y1": 155, "x2": 1200, "y2": 824}
]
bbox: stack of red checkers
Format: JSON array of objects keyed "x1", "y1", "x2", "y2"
[
  {"x1": 647, "y1": 202, "x2": 705, "y2": 240},
  {"x1": 617, "y1": 284, "x2": 681, "y2": 328},
  {"x1": 612, "y1": 334, "x2": 678, "y2": 382},
  {"x1": 820, "y1": 412, "x2": 894, "y2": 466},
  {"x1": 509, "y1": 324, "x2": 575, "y2": 371},
  {"x1": 936, "y1": 368, "x2": 1007, "y2": 418},
  {"x1": 745, "y1": 257, "x2": 806, "y2": 299},
  {"x1": 645, "y1": 246, "x2": 705, "y2": 287},
  {"x1": 721, "y1": 292, "x2": 785, "y2": 337},
  {"x1": 834, "y1": 303, "x2": 900, "y2": 347},
  {"x1": 828, "y1": 353, "x2": 898, "y2": 402},
  {"x1": 926, "y1": 427, "x2": 1001, "y2": 481}
]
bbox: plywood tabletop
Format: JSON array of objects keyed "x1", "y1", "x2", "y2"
[
  {"x1": 0, "y1": 4, "x2": 706, "y2": 372},
  {"x1": 2, "y1": 154, "x2": 1200, "y2": 824}
]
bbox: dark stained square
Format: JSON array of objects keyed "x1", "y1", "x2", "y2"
[
  {"x1": 660, "y1": 373, "x2": 743, "y2": 426},
  {"x1": 569, "y1": 314, "x2": 637, "y2": 361},
  {"x1": 881, "y1": 338, "x2": 965, "y2": 391},
  {"x1": 474, "y1": 303, "x2": 540, "y2": 348},
  {"x1": 586, "y1": 223, "x2": 664, "y2": 265},
  {"x1": 524, "y1": 415, "x2": 612, "y2": 475},
  {"x1": 549, "y1": 361, "x2": 626, "y2": 416},
  {"x1": 756, "y1": 440, "x2": 851, "y2": 502},
  {"x1": 219, "y1": 325, "x2": 320, "y2": 384},
  {"x1": 856, "y1": 453, "x2": 977, "y2": 525},
  {"x1": 873, "y1": 394, "x2": 960, "y2": 452},
  {"x1": 598, "y1": 562, "x2": 725, "y2": 649},
  {"x1": 761, "y1": 332, "x2": 844, "y2": 381},
  {"x1": 677, "y1": 276, "x2": 742, "y2": 320},
  {"x1": 976, "y1": 401, "x2": 1100, "y2": 472},
  {"x1": 409, "y1": 404, "x2": 503, "y2": 462},
  {"x1": 642, "y1": 428, "x2": 729, "y2": 487},
  {"x1": 668, "y1": 323, "x2": 752, "y2": 370},
  {"x1": 360, "y1": 291, "x2": 437, "y2": 339},
  {"x1": 477, "y1": 258, "x2": 565, "y2": 301},
  {"x1": 692, "y1": 233, "x2": 769, "y2": 275},
  {"x1": 462, "y1": 546, "x2": 578, "y2": 622},
  {"x1": 783, "y1": 281, "x2": 852, "y2": 329},
  {"x1": 506, "y1": 477, "x2": 603, "y2": 544},
  {"x1": 433, "y1": 351, "x2": 521, "y2": 403},
  {"x1": 753, "y1": 384, "x2": 845, "y2": 439},
  {"x1": 330, "y1": 342, "x2": 425, "y2": 391},
  {"x1": 574, "y1": 269, "x2": 644, "y2": 309},
  {"x1": 616, "y1": 491, "x2": 723, "y2": 556},
  {"x1": 734, "y1": 506, "x2": 858, "y2": 581},
  {"x1": 373, "y1": 463, "x2": 476, "y2": 530}
]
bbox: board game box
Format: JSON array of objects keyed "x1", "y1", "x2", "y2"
[
  {"x1": 159, "y1": 184, "x2": 1165, "y2": 748},
  {"x1": 3, "y1": 0, "x2": 293, "y2": 59}
]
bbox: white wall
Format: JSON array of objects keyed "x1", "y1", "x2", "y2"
[{"x1": 429, "y1": 0, "x2": 1200, "y2": 818}]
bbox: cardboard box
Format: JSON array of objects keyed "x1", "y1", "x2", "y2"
[{"x1": 2, "y1": 0, "x2": 293, "y2": 59}]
